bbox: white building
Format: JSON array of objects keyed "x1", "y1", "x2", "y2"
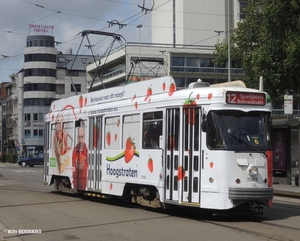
[
  {"x1": 86, "y1": 1, "x2": 250, "y2": 91},
  {"x1": 152, "y1": 0, "x2": 247, "y2": 47},
  {"x1": 1, "y1": 35, "x2": 96, "y2": 157},
  {"x1": 86, "y1": 42, "x2": 245, "y2": 92},
  {"x1": 86, "y1": 0, "x2": 250, "y2": 90}
]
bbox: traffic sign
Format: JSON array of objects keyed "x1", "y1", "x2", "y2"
[{"x1": 284, "y1": 95, "x2": 293, "y2": 114}]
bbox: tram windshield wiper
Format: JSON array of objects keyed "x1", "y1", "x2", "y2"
[{"x1": 228, "y1": 133, "x2": 267, "y2": 158}]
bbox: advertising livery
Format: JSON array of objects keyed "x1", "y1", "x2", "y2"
[{"x1": 44, "y1": 76, "x2": 273, "y2": 214}]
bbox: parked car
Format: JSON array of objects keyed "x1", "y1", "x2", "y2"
[{"x1": 18, "y1": 153, "x2": 44, "y2": 167}]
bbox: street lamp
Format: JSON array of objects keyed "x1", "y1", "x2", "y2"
[
  {"x1": 214, "y1": 30, "x2": 223, "y2": 35},
  {"x1": 227, "y1": 0, "x2": 231, "y2": 82},
  {"x1": 137, "y1": 24, "x2": 143, "y2": 78}
]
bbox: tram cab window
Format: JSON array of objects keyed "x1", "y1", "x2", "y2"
[
  {"x1": 206, "y1": 110, "x2": 271, "y2": 150},
  {"x1": 143, "y1": 111, "x2": 163, "y2": 149},
  {"x1": 206, "y1": 113, "x2": 224, "y2": 149}
]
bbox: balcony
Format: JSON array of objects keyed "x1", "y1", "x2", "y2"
[{"x1": 170, "y1": 66, "x2": 245, "y2": 75}]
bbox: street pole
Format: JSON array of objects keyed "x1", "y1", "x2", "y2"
[
  {"x1": 228, "y1": 0, "x2": 231, "y2": 82},
  {"x1": 137, "y1": 24, "x2": 142, "y2": 79}
]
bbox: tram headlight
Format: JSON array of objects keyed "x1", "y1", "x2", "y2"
[{"x1": 248, "y1": 165, "x2": 258, "y2": 177}]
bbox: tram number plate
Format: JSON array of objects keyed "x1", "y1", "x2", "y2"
[{"x1": 247, "y1": 177, "x2": 258, "y2": 182}]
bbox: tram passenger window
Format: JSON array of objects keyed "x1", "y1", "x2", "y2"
[
  {"x1": 122, "y1": 114, "x2": 140, "y2": 150},
  {"x1": 143, "y1": 111, "x2": 163, "y2": 149},
  {"x1": 143, "y1": 127, "x2": 159, "y2": 148},
  {"x1": 106, "y1": 116, "x2": 124, "y2": 150}
]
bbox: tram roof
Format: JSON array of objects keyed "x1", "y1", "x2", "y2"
[{"x1": 49, "y1": 76, "x2": 267, "y2": 114}]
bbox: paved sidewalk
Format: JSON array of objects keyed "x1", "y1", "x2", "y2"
[{"x1": 273, "y1": 183, "x2": 300, "y2": 199}]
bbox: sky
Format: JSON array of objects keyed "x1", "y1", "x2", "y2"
[{"x1": 0, "y1": 0, "x2": 154, "y2": 83}]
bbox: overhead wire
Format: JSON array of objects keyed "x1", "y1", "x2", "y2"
[
  {"x1": 2, "y1": 0, "x2": 230, "y2": 62},
  {"x1": 1, "y1": 0, "x2": 234, "y2": 84}
]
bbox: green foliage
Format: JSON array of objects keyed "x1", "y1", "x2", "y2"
[
  {"x1": 214, "y1": 0, "x2": 300, "y2": 101},
  {"x1": 0, "y1": 154, "x2": 17, "y2": 163}
]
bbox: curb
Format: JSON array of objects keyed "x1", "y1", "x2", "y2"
[{"x1": 274, "y1": 190, "x2": 300, "y2": 199}]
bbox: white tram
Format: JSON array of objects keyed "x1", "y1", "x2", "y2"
[{"x1": 43, "y1": 76, "x2": 273, "y2": 213}]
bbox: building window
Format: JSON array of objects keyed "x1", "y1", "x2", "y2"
[
  {"x1": 6, "y1": 86, "x2": 12, "y2": 95},
  {"x1": 25, "y1": 130, "x2": 31, "y2": 138},
  {"x1": 39, "y1": 129, "x2": 43, "y2": 137},
  {"x1": 24, "y1": 68, "x2": 56, "y2": 77},
  {"x1": 71, "y1": 84, "x2": 81, "y2": 92},
  {"x1": 201, "y1": 58, "x2": 214, "y2": 67},
  {"x1": 68, "y1": 70, "x2": 79, "y2": 76},
  {"x1": 58, "y1": 57, "x2": 66, "y2": 63},
  {"x1": 23, "y1": 98, "x2": 56, "y2": 106},
  {"x1": 24, "y1": 83, "x2": 55, "y2": 92},
  {"x1": 24, "y1": 54, "x2": 56, "y2": 63},
  {"x1": 31, "y1": 113, "x2": 44, "y2": 122},
  {"x1": 25, "y1": 113, "x2": 31, "y2": 121},
  {"x1": 6, "y1": 101, "x2": 12, "y2": 110},
  {"x1": 171, "y1": 57, "x2": 184, "y2": 66},
  {"x1": 34, "y1": 130, "x2": 38, "y2": 137},
  {"x1": 186, "y1": 57, "x2": 199, "y2": 67},
  {"x1": 81, "y1": 58, "x2": 88, "y2": 65},
  {"x1": 239, "y1": 1, "x2": 248, "y2": 19}
]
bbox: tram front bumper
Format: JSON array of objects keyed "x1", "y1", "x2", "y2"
[{"x1": 228, "y1": 187, "x2": 274, "y2": 200}]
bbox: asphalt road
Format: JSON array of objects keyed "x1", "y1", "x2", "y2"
[{"x1": 1, "y1": 163, "x2": 300, "y2": 241}]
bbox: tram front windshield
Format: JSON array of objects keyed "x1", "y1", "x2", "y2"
[{"x1": 206, "y1": 110, "x2": 271, "y2": 151}]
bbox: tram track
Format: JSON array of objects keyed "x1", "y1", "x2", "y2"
[
  {"x1": 1, "y1": 165, "x2": 300, "y2": 241},
  {"x1": 202, "y1": 220, "x2": 294, "y2": 241},
  {"x1": 273, "y1": 201, "x2": 300, "y2": 211},
  {"x1": 186, "y1": 207, "x2": 300, "y2": 241},
  {"x1": 166, "y1": 203, "x2": 300, "y2": 241},
  {"x1": 1, "y1": 185, "x2": 299, "y2": 241}
]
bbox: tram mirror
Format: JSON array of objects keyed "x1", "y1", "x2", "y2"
[
  {"x1": 201, "y1": 120, "x2": 208, "y2": 132},
  {"x1": 201, "y1": 113, "x2": 207, "y2": 132}
]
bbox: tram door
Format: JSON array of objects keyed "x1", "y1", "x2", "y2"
[
  {"x1": 165, "y1": 107, "x2": 202, "y2": 204},
  {"x1": 87, "y1": 116, "x2": 103, "y2": 191}
]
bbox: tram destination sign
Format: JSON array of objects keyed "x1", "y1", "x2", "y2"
[{"x1": 226, "y1": 91, "x2": 266, "y2": 106}]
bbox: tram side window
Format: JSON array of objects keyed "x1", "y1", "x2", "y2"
[
  {"x1": 52, "y1": 121, "x2": 73, "y2": 151},
  {"x1": 105, "y1": 116, "x2": 121, "y2": 149},
  {"x1": 206, "y1": 113, "x2": 224, "y2": 149},
  {"x1": 143, "y1": 111, "x2": 163, "y2": 149},
  {"x1": 123, "y1": 114, "x2": 140, "y2": 150},
  {"x1": 51, "y1": 120, "x2": 74, "y2": 173}
]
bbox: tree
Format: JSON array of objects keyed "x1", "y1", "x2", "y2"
[{"x1": 214, "y1": 0, "x2": 300, "y2": 102}]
